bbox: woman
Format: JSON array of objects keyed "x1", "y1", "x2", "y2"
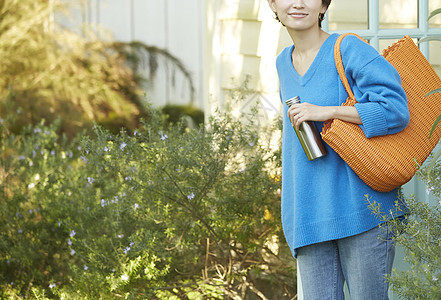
[{"x1": 266, "y1": 0, "x2": 409, "y2": 299}]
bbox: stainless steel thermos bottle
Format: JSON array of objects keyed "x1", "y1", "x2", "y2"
[{"x1": 285, "y1": 96, "x2": 327, "y2": 160}]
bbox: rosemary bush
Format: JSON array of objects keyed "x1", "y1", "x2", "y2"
[
  {"x1": 0, "y1": 107, "x2": 295, "y2": 299},
  {"x1": 387, "y1": 165, "x2": 441, "y2": 300},
  {"x1": 368, "y1": 162, "x2": 441, "y2": 299}
]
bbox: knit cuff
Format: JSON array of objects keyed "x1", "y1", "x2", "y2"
[{"x1": 355, "y1": 102, "x2": 388, "y2": 138}]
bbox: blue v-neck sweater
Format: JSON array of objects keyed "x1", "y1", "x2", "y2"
[{"x1": 277, "y1": 33, "x2": 409, "y2": 257}]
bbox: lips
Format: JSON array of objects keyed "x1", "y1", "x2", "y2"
[{"x1": 289, "y1": 12, "x2": 308, "y2": 18}]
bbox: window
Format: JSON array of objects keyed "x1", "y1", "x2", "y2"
[{"x1": 325, "y1": 0, "x2": 441, "y2": 73}]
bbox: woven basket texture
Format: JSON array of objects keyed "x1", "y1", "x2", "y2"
[{"x1": 321, "y1": 34, "x2": 441, "y2": 192}]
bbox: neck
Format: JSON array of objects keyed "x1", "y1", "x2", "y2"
[{"x1": 288, "y1": 28, "x2": 329, "y2": 55}]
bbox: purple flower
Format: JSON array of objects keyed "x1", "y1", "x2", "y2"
[
  {"x1": 160, "y1": 132, "x2": 168, "y2": 140},
  {"x1": 70, "y1": 249, "x2": 76, "y2": 256},
  {"x1": 80, "y1": 156, "x2": 88, "y2": 163},
  {"x1": 134, "y1": 203, "x2": 139, "y2": 210},
  {"x1": 87, "y1": 177, "x2": 94, "y2": 184},
  {"x1": 70, "y1": 230, "x2": 76, "y2": 237},
  {"x1": 120, "y1": 142, "x2": 127, "y2": 150},
  {"x1": 67, "y1": 239, "x2": 72, "y2": 246},
  {"x1": 104, "y1": 146, "x2": 109, "y2": 152},
  {"x1": 187, "y1": 192, "x2": 195, "y2": 200},
  {"x1": 49, "y1": 283, "x2": 56, "y2": 289},
  {"x1": 101, "y1": 199, "x2": 108, "y2": 207},
  {"x1": 124, "y1": 242, "x2": 134, "y2": 254},
  {"x1": 117, "y1": 234, "x2": 124, "y2": 238},
  {"x1": 84, "y1": 265, "x2": 88, "y2": 271}
]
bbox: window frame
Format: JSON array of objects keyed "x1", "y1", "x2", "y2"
[{"x1": 323, "y1": 0, "x2": 441, "y2": 58}]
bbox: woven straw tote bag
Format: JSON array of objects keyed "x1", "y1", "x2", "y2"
[{"x1": 321, "y1": 33, "x2": 441, "y2": 192}]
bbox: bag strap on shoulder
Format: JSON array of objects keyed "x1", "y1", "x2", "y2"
[{"x1": 334, "y1": 33, "x2": 368, "y2": 103}]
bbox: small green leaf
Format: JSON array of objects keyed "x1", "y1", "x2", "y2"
[
  {"x1": 429, "y1": 114, "x2": 441, "y2": 139},
  {"x1": 428, "y1": 8, "x2": 441, "y2": 21},
  {"x1": 425, "y1": 88, "x2": 441, "y2": 98}
]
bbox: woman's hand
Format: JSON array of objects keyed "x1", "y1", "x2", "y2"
[{"x1": 287, "y1": 102, "x2": 362, "y2": 130}]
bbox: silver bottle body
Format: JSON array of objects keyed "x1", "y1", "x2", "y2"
[{"x1": 285, "y1": 96, "x2": 327, "y2": 160}]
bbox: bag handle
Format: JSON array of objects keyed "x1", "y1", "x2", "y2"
[{"x1": 334, "y1": 33, "x2": 368, "y2": 105}]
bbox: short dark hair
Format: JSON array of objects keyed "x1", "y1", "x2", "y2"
[
  {"x1": 319, "y1": 0, "x2": 332, "y2": 28},
  {"x1": 323, "y1": 0, "x2": 332, "y2": 8}
]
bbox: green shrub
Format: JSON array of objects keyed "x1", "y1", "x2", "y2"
[
  {"x1": 368, "y1": 162, "x2": 441, "y2": 300},
  {"x1": 385, "y1": 164, "x2": 441, "y2": 300},
  {"x1": 162, "y1": 104, "x2": 205, "y2": 128},
  {"x1": 0, "y1": 107, "x2": 295, "y2": 299}
]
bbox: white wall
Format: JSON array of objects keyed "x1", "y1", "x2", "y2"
[{"x1": 70, "y1": 0, "x2": 206, "y2": 110}]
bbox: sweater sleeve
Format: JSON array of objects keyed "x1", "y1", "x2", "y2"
[{"x1": 340, "y1": 36, "x2": 409, "y2": 138}]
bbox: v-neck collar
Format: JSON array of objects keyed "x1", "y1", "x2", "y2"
[{"x1": 288, "y1": 33, "x2": 338, "y2": 86}]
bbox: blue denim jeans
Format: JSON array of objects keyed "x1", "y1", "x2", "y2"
[{"x1": 296, "y1": 223, "x2": 396, "y2": 300}]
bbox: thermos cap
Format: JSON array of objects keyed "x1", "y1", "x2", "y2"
[{"x1": 285, "y1": 96, "x2": 300, "y2": 107}]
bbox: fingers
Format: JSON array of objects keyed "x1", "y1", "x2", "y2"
[
  {"x1": 288, "y1": 107, "x2": 303, "y2": 130},
  {"x1": 287, "y1": 102, "x2": 327, "y2": 127}
]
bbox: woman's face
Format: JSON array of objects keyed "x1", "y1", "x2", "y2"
[{"x1": 268, "y1": 0, "x2": 327, "y2": 31}]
